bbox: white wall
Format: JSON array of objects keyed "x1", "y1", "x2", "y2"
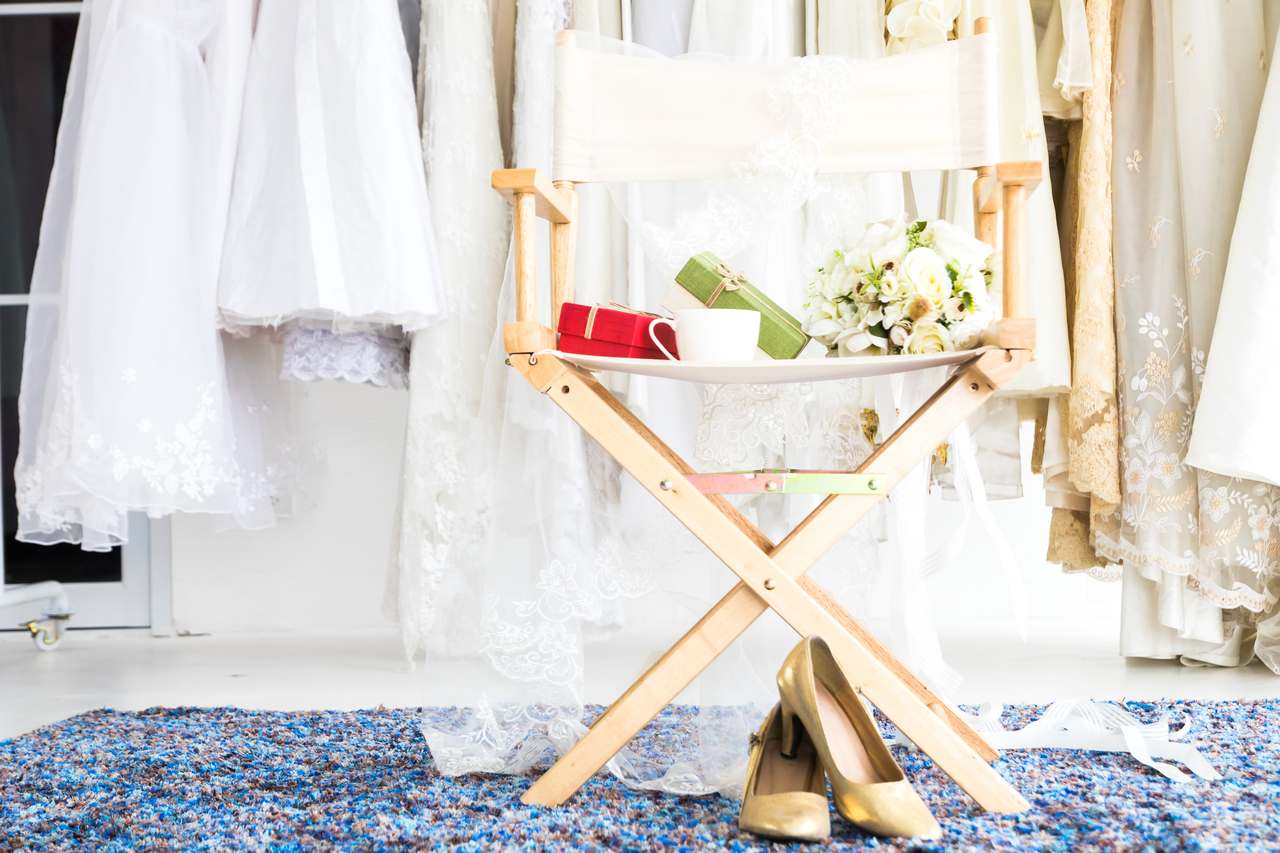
[
  {"x1": 169, "y1": 385, "x2": 1119, "y2": 655},
  {"x1": 170, "y1": 381, "x2": 408, "y2": 635}
]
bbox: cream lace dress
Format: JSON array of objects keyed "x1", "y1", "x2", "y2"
[{"x1": 1104, "y1": 0, "x2": 1280, "y2": 667}]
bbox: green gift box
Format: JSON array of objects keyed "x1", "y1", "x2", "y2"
[{"x1": 674, "y1": 252, "x2": 810, "y2": 359}]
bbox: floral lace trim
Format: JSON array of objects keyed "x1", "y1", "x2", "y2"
[
  {"x1": 280, "y1": 326, "x2": 407, "y2": 389},
  {"x1": 1094, "y1": 530, "x2": 1277, "y2": 612},
  {"x1": 694, "y1": 383, "x2": 812, "y2": 469},
  {"x1": 15, "y1": 365, "x2": 284, "y2": 544}
]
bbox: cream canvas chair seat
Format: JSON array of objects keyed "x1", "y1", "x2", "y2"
[{"x1": 491, "y1": 21, "x2": 1038, "y2": 813}]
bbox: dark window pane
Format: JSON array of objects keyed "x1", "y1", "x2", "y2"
[
  {"x1": 1, "y1": 9, "x2": 121, "y2": 584},
  {"x1": 0, "y1": 11, "x2": 77, "y2": 295}
]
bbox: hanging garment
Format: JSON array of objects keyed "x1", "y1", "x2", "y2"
[
  {"x1": 217, "y1": 0, "x2": 446, "y2": 387},
  {"x1": 383, "y1": 0, "x2": 509, "y2": 659},
  {"x1": 1043, "y1": 0, "x2": 1122, "y2": 578},
  {"x1": 1188, "y1": 53, "x2": 1280, "y2": 491},
  {"x1": 16, "y1": 0, "x2": 307, "y2": 551},
  {"x1": 631, "y1": 0, "x2": 694, "y2": 55},
  {"x1": 1186, "y1": 25, "x2": 1280, "y2": 671},
  {"x1": 1035, "y1": 0, "x2": 1091, "y2": 119},
  {"x1": 1103, "y1": 0, "x2": 1279, "y2": 666}
]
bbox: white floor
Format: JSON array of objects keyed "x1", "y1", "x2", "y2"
[{"x1": 3, "y1": 620, "x2": 1278, "y2": 742}]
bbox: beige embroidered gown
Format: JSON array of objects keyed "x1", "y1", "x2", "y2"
[{"x1": 1104, "y1": 0, "x2": 1280, "y2": 666}]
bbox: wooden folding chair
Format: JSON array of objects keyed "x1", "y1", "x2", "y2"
[{"x1": 492, "y1": 19, "x2": 1036, "y2": 814}]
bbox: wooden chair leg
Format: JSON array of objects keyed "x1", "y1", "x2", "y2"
[{"x1": 511, "y1": 351, "x2": 1031, "y2": 814}]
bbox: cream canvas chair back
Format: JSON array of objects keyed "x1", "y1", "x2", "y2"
[
  {"x1": 494, "y1": 22, "x2": 1034, "y2": 353},
  {"x1": 552, "y1": 30, "x2": 999, "y2": 184}
]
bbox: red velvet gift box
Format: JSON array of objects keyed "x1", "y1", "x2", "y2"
[{"x1": 558, "y1": 302, "x2": 679, "y2": 360}]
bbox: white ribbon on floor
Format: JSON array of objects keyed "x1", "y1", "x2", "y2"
[{"x1": 903, "y1": 699, "x2": 1224, "y2": 783}]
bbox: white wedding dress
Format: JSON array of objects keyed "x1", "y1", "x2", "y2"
[
  {"x1": 16, "y1": 0, "x2": 306, "y2": 550},
  {"x1": 217, "y1": 0, "x2": 445, "y2": 388},
  {"x1": 1188, "y1": 49, "x2": 1280, "y2": 491}
]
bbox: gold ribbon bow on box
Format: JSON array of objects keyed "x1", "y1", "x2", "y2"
[
  {"x1": 583, "y1": 301, "x2": 666, "y2": 340},
  {"x1": 700, "y1": 258, "x2": 804, "y2": 338}
]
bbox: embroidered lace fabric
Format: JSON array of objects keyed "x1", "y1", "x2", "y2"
[
  {"x1": 1102, "y1": 0, "x2": 1280, "y2": 666},
  {"x1": 1045, "y1": 0, "x2": 1122, "y2": 579},
  {"x1": 280, "y1": 326, "x2": 408, "y2": 389}
]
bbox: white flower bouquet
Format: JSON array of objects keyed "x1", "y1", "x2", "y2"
[{"x1": 801, "y1": 215, "x2": 995, "y2": 357}]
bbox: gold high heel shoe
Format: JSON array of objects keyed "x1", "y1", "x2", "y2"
[
  {"x1": 777, "y1": 636, "x2": 942, "y2": 840},
  {"x1": 738, "y1": 703, "x2": 831, "y2": 842}
]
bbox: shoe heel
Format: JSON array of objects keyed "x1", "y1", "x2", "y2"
[{"x1": 778, "y1": 699, "x2": 804, "y2": 759}]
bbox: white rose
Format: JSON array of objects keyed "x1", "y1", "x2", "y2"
[
  {"x1": 849, "y1": 215, "x2": 909, "y2": 272},
  {"x1": 922, "y1": 219, "x2": 994, "y2": 272},
  {"x1": 886, "y1": 0, "x2": 961, "y2": 55},
  {"x1": 876, "y1": 270, "x2": 907, "y2": 301},
  {"x1": 899, "y1": 247, "x2": 951, "y2": 309},
  {"x1": 906, "y1": 320, "x2": 955, "y2": 354},
  {"x1": 820, "y1": 263, "x2": 856, "y2": 300}
]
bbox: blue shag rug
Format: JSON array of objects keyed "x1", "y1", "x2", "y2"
[{"x1": 2, "y1": 700, "x2": 1278, "y2": 851}]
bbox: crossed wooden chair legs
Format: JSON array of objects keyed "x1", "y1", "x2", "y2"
[{"x1": 509, "y1": 348, "x2": 1033, "y2": 814}]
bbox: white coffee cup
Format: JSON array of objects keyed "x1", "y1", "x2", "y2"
[{"x1": 648, "y1": 309, "x2": 760, "y2": 362}]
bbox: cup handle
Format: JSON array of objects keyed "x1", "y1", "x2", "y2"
[{"x1": 648, "y1": 318, "x2": 678, "y2": 360}]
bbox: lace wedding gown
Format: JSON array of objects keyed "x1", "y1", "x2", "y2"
[
  {"x1": 384, "y1": 0, "x2": 509, "y2": 660},
  {"x1": 217, "y1": 0, "x2": 446, "y2": 388},
  {"x1": 1103, "y1": 0, "x2": 1280, "y2": 667},
  {"x1": 16, "y1": 0, "x2": 305, "y2": 549}
]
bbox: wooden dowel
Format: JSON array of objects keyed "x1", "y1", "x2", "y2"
[
  {"x1": 551, "y1": 181, "x2": 578, "y2": 330},
  {"x1": 514, "y1": 191, "x2": 537, "y2": 323},
  {"x1": 974, "y1": 15, "x2": 990, "y2": 35},
  {"x1": 1001, "y1": 183, "x2": 1026, "y2": 320},
  {"x1": 973, "y1": 165, "x2": 997, "y2": 249}
]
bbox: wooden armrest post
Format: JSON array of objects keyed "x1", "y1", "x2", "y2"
[
  {"x1": 493, "y1": 167, "x2": 571, "y2": 353},
  {"x1": 1002, "y1": 181, "x2": 1026, "y2": 320},
  {"x1": 514, "y1": 191, "x2": 538, "y2": 323},
  {"x1": 976, "y1": 160, "x2": 1040, "y2": 350},
  {"x1": 973, "y1": 165, "x2": 997, "y2": 249},
  {"x1": 551, "y1": 180, "x2": 578, "y2": 330}
]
